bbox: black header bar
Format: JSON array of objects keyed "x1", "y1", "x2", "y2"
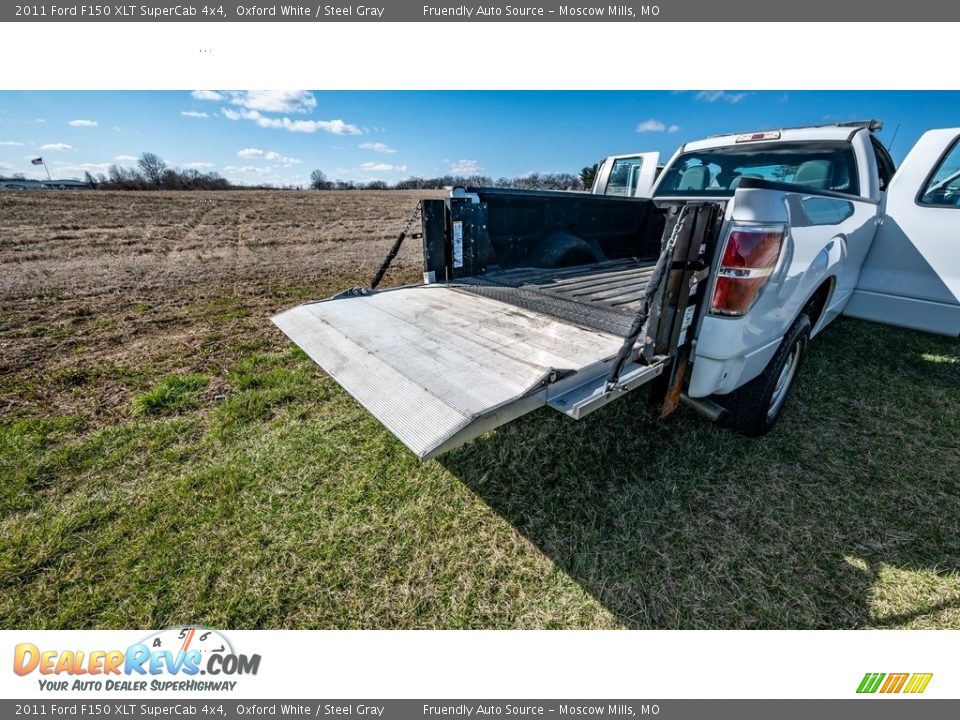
[{"x1": 5, "y1": 0, "x2": 957, "y2": 22}]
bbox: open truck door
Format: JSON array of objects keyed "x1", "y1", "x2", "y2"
[
  {"x1": 274, "y1": 192, "x2": 721, "y2": 460},
  {"x1": 592, "y1": 152, "x2": 660, "y2": 198},
  {"x1": 845, "y1": 128, "x2": 960, "y2": 335}
]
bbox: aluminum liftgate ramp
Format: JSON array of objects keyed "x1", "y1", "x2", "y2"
[
  {"x1": 273, "y1": 284, "x2": 666, "y2": 460},
  {"x1": 273, "y1": 204, "x2": 718, "y2": 460}
]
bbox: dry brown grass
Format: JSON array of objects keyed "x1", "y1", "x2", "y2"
[
  {"x1": 1, "y1": 189, "x2": 433, "y2": 298},
  {"x1": 0, "y1": 190, "x2": 437, "y2": 427}
]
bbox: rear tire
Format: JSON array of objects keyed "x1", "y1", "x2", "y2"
[{"x1": 721, "y1": 312, "x2": 811, "y2": 437}]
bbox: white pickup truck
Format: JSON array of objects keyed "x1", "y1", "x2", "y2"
[{"x1": 274, "y1": 121, "x2": 960, "y2": 459}]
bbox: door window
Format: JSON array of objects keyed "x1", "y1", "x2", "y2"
[
  {"x1": 605, "y1": 157, "x2": 645, "y2": 197},
  {"x1": 918, "y1": 138, "x2": 960, "y2": 208}
]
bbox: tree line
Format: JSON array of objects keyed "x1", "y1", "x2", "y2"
[
  {"x1": 78, "y1": 153, "x2": 601, "y2": 192},
  {"x1": 311, "y1": 167, "x2": 599, "y2": 192},
  {"x1": 85, "y1": 153, "x2": 232, "y2": 190}
]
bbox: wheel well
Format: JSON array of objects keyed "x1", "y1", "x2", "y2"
[{"x1": 802, "y1": 277, "x2": 834, "y2": 331}]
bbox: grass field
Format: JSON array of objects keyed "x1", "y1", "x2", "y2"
[{"x1": 1, "y1": 190, "x2": 959, "y2": 629}]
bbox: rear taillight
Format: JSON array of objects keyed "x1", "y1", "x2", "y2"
[{"x1": 710, "y1": 225, "x2": 786, "y2": 316}]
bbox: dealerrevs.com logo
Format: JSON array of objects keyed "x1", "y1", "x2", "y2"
[{"x1": 13, "y1": 627, "x2": 261, "y2": 692}]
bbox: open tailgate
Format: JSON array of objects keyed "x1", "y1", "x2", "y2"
[{"x1": 273, "y1": 284, "x2": 629, "y2": 460}]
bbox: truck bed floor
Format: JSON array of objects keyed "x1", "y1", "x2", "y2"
[{"x1": 453, "y1": 257, "x2": 656, "y2": 335}]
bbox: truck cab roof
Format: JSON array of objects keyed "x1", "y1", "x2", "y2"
[{"x1": 684, "y1": 124, "x2": 873, "y2": 153}]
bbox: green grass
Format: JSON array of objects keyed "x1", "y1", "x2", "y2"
[
  {"x1": 1, "y1": 318, "x2": 959, "y2": 629},
  {"x1": 132, "y1": 375, "x2": 209, "y2": 416}
]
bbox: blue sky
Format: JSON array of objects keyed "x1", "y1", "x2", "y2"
[{"x1": 1, "y1": 90, "x2": 958, "y2": 185}]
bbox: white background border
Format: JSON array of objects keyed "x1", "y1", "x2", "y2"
[
  {"x1": 3, "y1": 17, "x2": 958, "y2": 702},
  {"x1": 3, "y1": 629, "x2": 956, "y2": 699},
  {"x1": 4, "y1": 22, "x2": 957, "y2": 90}
]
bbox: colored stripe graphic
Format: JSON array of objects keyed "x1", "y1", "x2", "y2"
[
  {"x1": 857, "y1": 672, "x2": 932, "y2": 694},
  {"x1": 880, "y1": 673, "x2": 909, "y2": 693},
  {"x1": 857, "y1": 673, "x2": 885, "y2": 693},
  {"x1": 904, "y1": 673, "x2": 933, "y2": 694}
]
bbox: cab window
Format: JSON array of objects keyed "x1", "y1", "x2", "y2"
[
  {"x1": 871, "y1": 135, "x2": 896, "y2": 192},
  {"x1": 655, "y1": 141, "x2": 859, "y2": 197},
  {"x1": 918, "y1": 138, "x2": 960, "y2": 208}
]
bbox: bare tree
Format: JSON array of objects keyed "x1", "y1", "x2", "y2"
[
  {"x1": 310, "y1": 169, "x2": 331, "y2": 190},
  {"x1": 138, "y1": 152, "x2": 167, "y2": 186}
]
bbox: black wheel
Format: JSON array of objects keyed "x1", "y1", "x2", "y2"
[{"x1": 721, "y1": 312, "x2": 811, "y2": 436}]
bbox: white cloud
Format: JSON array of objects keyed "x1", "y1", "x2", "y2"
[
  {"x1": 450, "y1": 159, "x2": 483, "y2": 174},
  {"x1": 360, "y1": 162, "x2": 407, "y2": 173},
  {"x1": 696, "y1": 90, "x2": 748, "y2": 104},
  {"x1": 206, "y1": 91, "x2": 360, "y2": 137},
  {"x1": 265, "y1": 151, "x2": 300, "y2": 165},
  {"x1": 695, "y1": 91, "x2": 724, "y2": 102},
  {"x1": 221, "y1": 164, "x2": 308, "y2": 187},
  {"x1": 191, "y1": 90, "x2": 223, "y2": 101},
  {"x1": 195, "y1": 90, "x2": 317, "y2": 114},
  {"x1": 183, "y1": 162, "x2": 215, "y2": 169},
  {"x1": 236, "y1": 147, "x2": 301, "y2": 165},
  {"x1": 222, "y1": 108, "x2": 361, "y2": 135},
  {"x1": 41, "y1": 161, "x2": 112, "y2": 178},
  {"x1": 0, "y1": 140, "x2": 24, "y2": 146},
  {"x1": 359, "y1": 141, "x2": 396, "y2": 154},
  {"x1": 636, "y1": 119, "x2": 667, "y2": 133},
  {"x1": 635, "y1": 119, "x2": 680, "y2": 134},
  {"x1": 224, "y1": 165, "x2": 273, "y2": 174},
  {"x1": 52, "y1": 161, "x2": 112, "y2": 173},
  {"x1": 40, "y1": 143, "x2": 74, "y2": 151},
  {"x1": 68, "y1": 119, "x2": 97, "y2": 127},
  {"x1": 228, "y1": 90, "x2": 316, "y2": 114},
  {"x1": 114, "y1": 155, "x2": 138, "y2": 162},
  {"x1": 181, "y1": 111, "x2": 209, "y2": 118}
]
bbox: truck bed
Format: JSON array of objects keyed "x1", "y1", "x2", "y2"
[
  {"x1": 274, "y1": 193, "x2": 722, "y2": 461},
  {"x1": 454, "y1": 257, "x2": 657, "y2": 335}
]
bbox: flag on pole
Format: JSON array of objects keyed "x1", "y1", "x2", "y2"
[{"x1": 32, "y1": 156, "x2": 52, "y2": 180}]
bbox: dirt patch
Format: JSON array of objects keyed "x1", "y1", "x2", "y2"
[{"x1": 0, "y1": 189, "x2": 440, "y2": 426}]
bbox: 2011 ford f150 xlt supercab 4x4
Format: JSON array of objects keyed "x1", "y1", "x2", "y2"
[{"x1": 273, "y1": 121, "x2": 960, "y2": 460}]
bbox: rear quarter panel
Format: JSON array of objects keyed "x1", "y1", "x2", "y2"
[{"x1": 688, "y1": 185, "x2": 879, "y2": 397}]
